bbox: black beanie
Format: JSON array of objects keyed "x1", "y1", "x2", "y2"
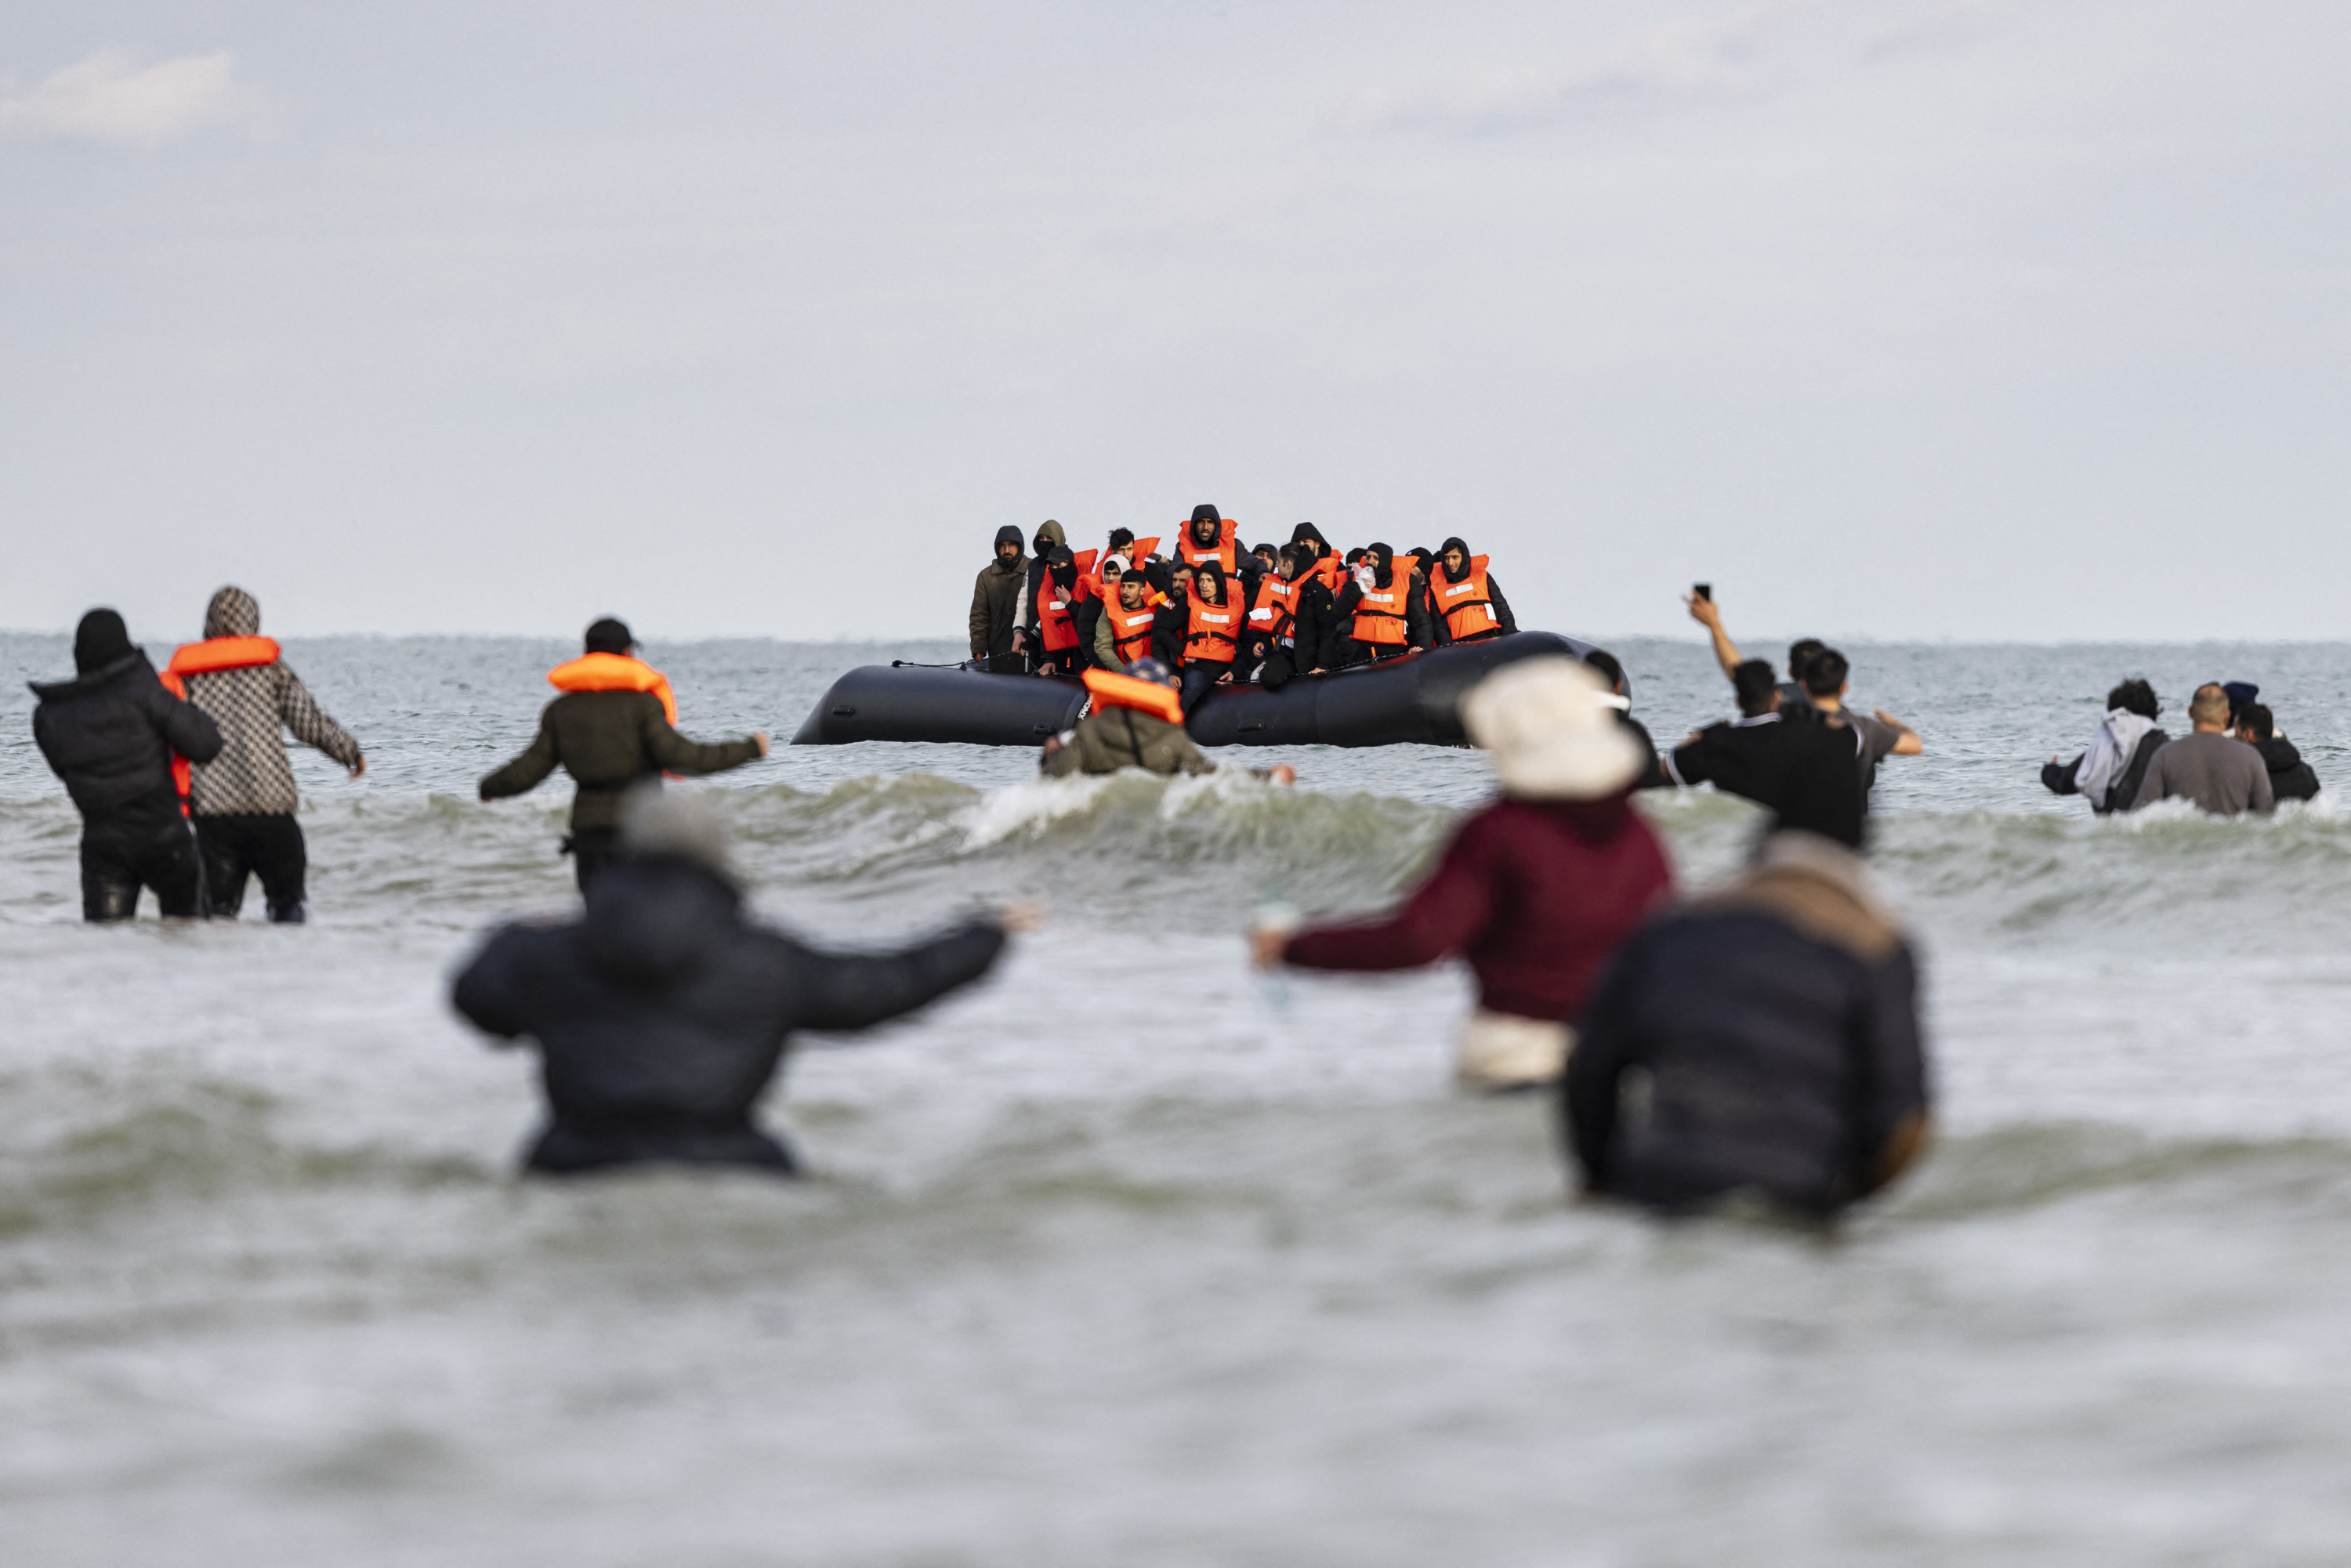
[
  {"x1": 74, "y1": 609, "x2": 135, "y2": 675},
  {"x1": 585, "y1": 617, "x2": 633, "y2": 654}
]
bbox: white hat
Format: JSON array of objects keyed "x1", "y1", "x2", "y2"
[
  {"x1": 619, "y1": 784, "x2": 734, "y2": 878},
  {"x1": 1460, "y1": 657, "x2": 1646, "y2": 800}
]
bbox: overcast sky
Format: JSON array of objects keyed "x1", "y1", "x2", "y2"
[{"x1": 2, "y1": 2, "x2": 2346, "y2": 646}]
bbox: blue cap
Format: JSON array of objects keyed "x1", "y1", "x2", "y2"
[{"x1": 2222, "y1": 681, "x2": 2259, "y2": 720}]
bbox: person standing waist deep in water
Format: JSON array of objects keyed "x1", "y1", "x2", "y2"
[{"x1": 478, "y1": 617, "x2": 769, "y2": 893}]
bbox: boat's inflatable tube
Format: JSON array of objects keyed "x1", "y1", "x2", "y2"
[{"x1": 792, "y1": 632, "x2": 1610, "y2": 749}]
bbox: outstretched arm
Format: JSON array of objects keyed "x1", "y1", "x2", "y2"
[
  {"x1": 1875, "y1": 709, "x2": 1923, "y2": 757},
  {"x1": 793, "y1": 920, "x2": 1010, "y2": 1032},
  {"x1": 480, "y1": 713, "x2": 561, "y2": 800},
  {"x1": 644, "y1": 703, "x2": 767, "y2": 776},
  {"x1": 1277, "y1": 828, "x2": 1493, "y2": 972},
  {"x1": 1684, "y1": 593, "x2": 1742, "y2": 680},
  {"x1": 277, "y1": 665, "x2": 364, "y2": 773}
]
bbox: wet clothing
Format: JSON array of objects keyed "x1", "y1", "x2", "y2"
[
  {"x1": 196, "y1": 813, "x2": 308, "y2": 922},
  {"x1": 2132, "y1": 732, "x2": 2273, "y2": 817},
  {"x1": 2251, "y1": 737, "x2": 2320, "y2": 802},
  {"x1": 2043, "y1": 727, "x2": 2171, "y2": 815},
  {"x1": 1567, "y1": 832, "x2": 1929, "y2": 1218},
  {"x1": 1664, "y1": 712, "x2": 1865, "y2": 846},
  {"x1": 1042, "y1": 706, "x2": 1214, "y2": 777},
  {"x1": 82, "y1": 812, "x2": 205, "y2": 922},
  {"x1": 178, "y1": 587, "x2": 361, "y2": 817},
  {"x1": 480, "y1": 693, "x2": 762, "y2": 834},
  {"x1": 969, "y1": 526, "x2": 1030, "y2": 668},
  {"x1": 30, "y1": 650, "x2": 223, "y2": 823},
  {"x1": 453, "y1": 853, "x2": 1008, "y2": 1174},
  {"x1": 1281, "y1": 791, "x2": 1672, "y2": 1026},
  {"x1": 31, "y1": 649, "x2": 225, "y2": 922}
]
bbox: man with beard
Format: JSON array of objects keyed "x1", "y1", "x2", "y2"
[{"x1": 969, "y1": 525, "x2": 1028, "y2": 672}]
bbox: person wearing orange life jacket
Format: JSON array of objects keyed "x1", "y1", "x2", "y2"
[
  {"x1": 1039, "y1": 657, "x2": 1298, "y2": 784},
  {"x1": 1429, "y1": 535, "x2": 1519, "y2": 646},
  {"x1": 1331, "y1": 543, "x2": 1434, "y2": 667},
  {"x1": 1251, "y1": 544, "x2": 1340, "y2": 690},
  {"x1": 1027, "y1": 548, "x2": 1085, "y2": 676},
  {"x1": 1235, "y1": 548, "x2": 1301, "y2": 683},
  {"x1": 1176, "y1": 561, "x2": 1246, "y2": 714},
  {"x1": 30, "y1": 608, "x2": 225, "y2": 922},
  {"x1": 1011, "y1": 520, "x2": 1068, "y2": 670},
  {"x1": 1288, "y1": 523, "x2": 1346, "y2": 599},
  {"x1": 167, "y1": 585, "x2": 366, "y2": 923},
  {"x1": 480, "y1": 617, "x2": 769, "y2": 893},
  {"x1": 1089, "y1": 556, "x2": 1150, "y2": 671},
  {"x1": 1176, "y1": 503, "x2": 1239, "y2": 575}
]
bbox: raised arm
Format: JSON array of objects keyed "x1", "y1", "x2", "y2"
[{"x1": 1684, "y1": 593, "x2": 1743, "y2": 680}]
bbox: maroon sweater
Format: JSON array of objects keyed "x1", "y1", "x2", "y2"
[{"x1": 1281, "y1": 793, "x2": 1672, "y2": 1023}]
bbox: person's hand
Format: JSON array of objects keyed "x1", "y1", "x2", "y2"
[
  {"x1": 1683, "y1": 592, "x2": 1722, "y2": 629},
  {"x1": 347, "y1": 754, "x2": 367, "y2": 780},
  {"x1": 997, "y1": 900, "x2": 1044, "y2": 935},
  {"x1": 1250, "y1": 925, "x2": 1291, "y2": 969},
  {"x1": 1217, "y1": 672, "x2": 1234, "y2": 686},
  {"x1": 1010, "y1": 628, "x2": 1029, "y2": 653},
  {"x1": 1874, "y1": 708, "x2": 1911, "y2": 733},
  {"x1": 1269, "y1": 764, "x2": 1296, "y2": 786},
  {"x1": 752, "y1": 732, "x2": 772, "y2": 757},
  {"x1": 1041, "y1": 734, "x2": 1064, "y2": 759}
]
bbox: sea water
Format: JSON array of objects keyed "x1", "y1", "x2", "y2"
[{"x1": 4, "y1": 632, "x2": 2351, "y2": 1566}]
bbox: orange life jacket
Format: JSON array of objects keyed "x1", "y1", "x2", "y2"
[
  {"x1": 1082, "y1": 667, "x2": 1185, "y2": 726},
  {"x1": 1248, "y1": 574, "x2": 1301, "y2": 645},
  {"x1": 1435, "y1": 555, "x2": 1499, "y2": 640},
  {"x1": 1177, "y1": 517, "x2": 1239, "y2": 574},
  {"x1": 547, "y1": 653, "x2": 679, "y2": 726},
  {"x1": 1103, "y1": 594, "x2": 1160, "y2": 667},
  {"x1": 156, "y1": 637, "x2": 284, "y2": 813},
  {"x1": 1183, "y1": 585, "x2": 1243, "y2": 664},
  {"x1": 1033, "y1": 570, "x2": 1080, "y2": 654},
  {"x1": 1308, "y1": 553, "x2": 1345, "y2": 597},
  {"x1": 1349, "y1": 568, "x2": 1411, "y2": 646},
  {"x1": 1070, "y1": 549, "x2": 1101, "y2": 604}
]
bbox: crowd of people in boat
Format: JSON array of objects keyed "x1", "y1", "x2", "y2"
[{"x1": 968, "y1": 505, "x2": 1518, "y2": 712}]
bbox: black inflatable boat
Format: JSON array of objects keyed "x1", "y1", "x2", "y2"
[{"x1": 791, "y1": 631, "x2": 1610, "y2": 749}]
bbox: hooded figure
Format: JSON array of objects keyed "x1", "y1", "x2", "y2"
[
  {"x1": 1016, "y1": 520, "x2": 1070, "y2": 661},
  {"x1": 1567, "y1": 826, "x2": 1930, "y2": 1219},
  {"x1": 970, "y1": 524, "x2": 1030, "y2": 669},
  {"x1": 1330, "y1": 542, "x2": 1433, "y2": 662},
  {"x1": 453, "y1": 786, "x2": 1016, "y2": 1175},
  {"x1": 1430, "y1": 535, "x2": 1518, "y2": 645},
  {"x1": 165, "y1": 585, "x2": 366, "y2": 923},
  {"x1": 31, "y1": 608, "x2": 225, "y2": 921},
  {"x1": 1259, "y1": 660, "x2": 1672, "y2": 1091}
]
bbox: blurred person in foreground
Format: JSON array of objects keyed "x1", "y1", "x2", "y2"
[
  {"x1": 30, "y1": 608, "x2": 224, "y2": 921},
  {"x1": 478, "y1": 617, "x2": 770, "y2": 893},
  {"x1": 168, "y1": 585, "x2": 365, "y2": 923},
  {"x1": 1567, "y1": 737, "x2": 1930, "y2": 1220},
  {"x1": 1252, "y1": 659, "x2": 1670, "y2": 1092},
  {"x1": 1580, "y1": 648, "x2": 1666, "y2": 789},
  {"x1": 2235, "y1": 704, "x2": 2319, "y2": 803},
  {"x1": 2132, "y1": 683, "x2": 2272, "y2": 817},
  {"x1": 452, "y1": 787, "x2": 1028, "y2": 1175},
  {"x1": 2041, "y1": 677, "x2": 2169, "y2": 815}
]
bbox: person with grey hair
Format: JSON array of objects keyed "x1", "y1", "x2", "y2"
[
  {"x1": 451, "y1": 788, "x2": 1030, "y2": 1175},
  {"x1": 2132, "y1": 683, "x2": 2273, "y2": 817}
]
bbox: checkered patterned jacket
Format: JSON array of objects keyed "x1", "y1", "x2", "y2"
[{"x1": 181, "y1": 587, "x2": 363, "y2": 818}]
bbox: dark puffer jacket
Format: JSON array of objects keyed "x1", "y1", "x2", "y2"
[
  {"x1": 1567, "y1": 832, "x2": 1929, "y2": 1218},
  {"x1": 2252, "y1": 737, "x2": 2320, "y2": 802},
  {"x1": 31, "y1": 652, "x2": 224, "y2": 822},
  {"x1": 451, "y1": 853, "x2": 1009, "y2": 1173},
  {"x1": 480, "y1": 693, "x2": 763, "y2": 831}
]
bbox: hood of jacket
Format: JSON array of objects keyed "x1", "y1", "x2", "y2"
[
  {"x1": 1033, "y1": 519, "x2": 1067, "y2": 555},
  {"x1": 1366, "y1": 543, "x2": 1396, "y2": 589},
  {"x1": 1289, "y1": 522, "x2": 1331, "y2": 553},
  {"x1": 580, "y1": 854, "x2": 745, "y2": 987},
  {"x1": 205, "y1": 585, "x2": 262, "y2": 639},
  {"x1": 1437, "y1": 536, "x2": 1472, "y2": 581},
  {"x1": 989, "y1": 525, "x2": 1027, "y2": 574},
  {"x1": 29, "y1": 648, "x2": 154, "y2": 704},
  {"x1": 2255, "y1": 736, "x2": 2305, "y2": 773}
]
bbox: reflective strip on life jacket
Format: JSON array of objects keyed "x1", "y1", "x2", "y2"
[
  {"x1": 1104, "y1": 598, "x2": 1159, "y2": 665},
  {"x1": 1183, "y1": 588, "x2": 1242, "y2": 664},
  {"x1": 168, "y1": 636, "x2": 282, "y2": 676},
  {"x1": 547, "y1": 654, "x2": 679, "y2": 726},
  {"x1": 1350, "y1": 572, "x2": 1411, "y2": 646},
  {"x1": 1437, "y1": 555, "x2": 1498, "y2": 640},
  {"x1": 1082, "y1": 667, "x2": 1185, "y2": 726},
  {"x1": 1176, "y1": 517, "x2": 1239, "y2": 574},
  {"x1": 1248, "y1": 574, "x2": 1300, "y2": 645},
  {"x1": 1034, "y1": 572, "x2": 1080, "y2": 653}
]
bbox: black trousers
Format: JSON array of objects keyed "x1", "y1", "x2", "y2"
[
  {"x1": 196, "y1": 813, "x2": 309, "y2": 922},
  {"x1": 565, "y1": 827, "x2": 621, "y2": 894},
  {"x1": 81, "y1": 812, "x2": 204, "y2": 922},
  {"x1": 1259, "y1": 645, "x2": 1303, "y2": 690}
]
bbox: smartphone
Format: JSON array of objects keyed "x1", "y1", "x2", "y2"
[{"x1": 1694, "y1": 582, "x2": 1712, "y2": 601}]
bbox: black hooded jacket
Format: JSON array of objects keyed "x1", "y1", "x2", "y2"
[
  {"x1": 451, "y1": 854, "x2": 1009, "y2": 1173},
  {"x1": 2253, "y1": 737, "x2": 2320, "y2": 802},
  {"x1": 31, "y1": 651, "x2": 224, "y2": 823},
  {"x1": 1430, "y1": 536, "x2": 1518, "y2": 643}
]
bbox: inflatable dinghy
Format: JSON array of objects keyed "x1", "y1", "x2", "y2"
[{"x1": 792, "y1": 631, "x2": 1611, "y2": 749}]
